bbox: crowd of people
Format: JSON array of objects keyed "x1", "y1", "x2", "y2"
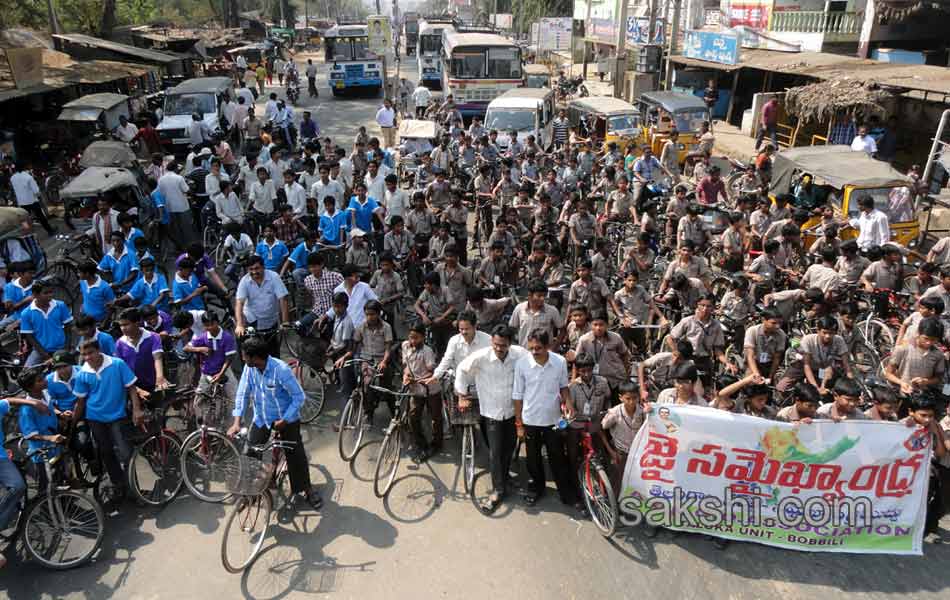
[{"x1": 2, "y1": 56, "x2": 950, "y2": 571}]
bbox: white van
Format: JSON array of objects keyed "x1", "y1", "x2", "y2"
[
  {"x1": 157, "y1": 76, "x2": 235, "y2": 153},
  {"x1": 484, "y1": 87, "x2": 555, "y2": 151}
]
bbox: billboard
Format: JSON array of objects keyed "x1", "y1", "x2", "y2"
[
  {"x1": 682, "y1": 29, "x2": 740, "y2": 65},
  {"x1": 539, "y1": 17, "x2": 573, "y2": 51},
  {"x1": 367, "y1": 15, "x2": 392, "y2": 55},
  {"x1": 5, "y1": 48, "x2": 44, "y2": 89}
]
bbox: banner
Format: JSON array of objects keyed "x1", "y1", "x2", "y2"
[
  {"x1": 683, "y1": 30, "x2": 740, "y2": 65},
  {"x1": 621, "y1": 406, "x2": 930, "y2": 554},
  {"x1": 367, "y1": 16, "x2": 392, "y2": 55},
  {"x1": 5, "y1": 48, "x2": 44, "y2": 89},
  {"x1": 539, "y1": 17, "x2": 572, "y2": 51}
]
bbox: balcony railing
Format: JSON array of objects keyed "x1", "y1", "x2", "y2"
[{"x1": 770, "y1": 10, "x2": 860, "y2": 34}]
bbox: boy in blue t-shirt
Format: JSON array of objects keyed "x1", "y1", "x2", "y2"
[
  {"x1": 47, "y1": 350, "x2": 81, "y2": 412},
  {"x1": 16, "y1": 367, "x2": 65, "y2": 488},
  {"x1": 0, "y1": 261, "x2": 35, "y2": 329},
  {"x1": 79, "y1": 259, "x2": 116, "y2": 323},
  {"x1": 75, "y1": 314, "x2": 117, "y2": 356},
  {"x1": 118, "y1": 213, "x2": 145, "y2": 258},
  {"x1": 122, "y1": 257, "x2": 170, "y2": 312},
  {"x1": 98, "y1": 231, "x2": 139, "y2": 294},
  {"x1": 20, "y1": 280, "x2": 73, "y2": 367},
  {"x1": 255, "y1": 224, "x2": 290, "y2": 272},
  {"x1": 172, "y1": 258, "x2": 207, "y2": 311}
]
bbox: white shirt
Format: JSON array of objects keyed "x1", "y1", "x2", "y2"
[
  {"x1": 337, "y1": 158, "x2": 354, "y2": 189},
  {"x1": 434, "y1": 331, "x2": 491, "y2": 379},
  {"x1": 212, "y1": 191, "x2": 243, "y2": 224},
  {"x1": 376, "y1": 106, "x2": 396, "y2": 128},
  {"x1": 249, "y1": 180, "x2": 277, "y2": 214},
  {"x1": 236, "y1": 55, "x2": 248, "y2": 69},
  {"x1": 512, "y1": 351, "x2": 569, "y2": 427},
  {"x1": 205, "y1": 171, "x2": 228, "y2": 198},
  {"x1": 364, "y1": 167, "x2": 391, "y2": 203},
  {"x1": 222, "y1": 100, "x2": 236, "y2": 126},
  {"x1": 384, "y1": 187, "x2": 409, "y2": 221},
  {"x1": 456, "y1": 345, "x2": 530, "y2": 420},
  {"x1": 284, "y1": 181, "x2": 308, "y2": 217},
  {"x1": 412, "y1": 86, "x2": 432, "y2": 109},
  {"x1": 264, "y1": 99, "x2": 279, "y2": 122},
  {"x1": 237, "y1": 87, "x2": 255, "y2": 106},
  {"x1": 849, "y1": 208, "x2": 890, "y2": 250},
  {"x1": 851, "y1": 134, "x2": 877, "y2": 155},
  {"x1": 115, "y1": 122, "x2": 138, "y2": 143},
  {"x1": 157, "y1": 172, "x2": 190, "y2": 213},
  {"x1": 332, "y1": 281, "x2": 378, "y2": 328},
  {"x1": 10, "y1": 171, "x2": 40, "y2": 206},
  {"x1": 312, "y1": 179, "x2": 345, "y2": 213}
]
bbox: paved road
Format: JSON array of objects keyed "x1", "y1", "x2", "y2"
[{"x1": 5, "y1": 53, "x2": 950, "y2": 600}]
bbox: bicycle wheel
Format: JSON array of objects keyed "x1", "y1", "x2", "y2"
[
  {"x1": 337, "y1": 390, "x2": 365, "y2": 462},
  {"x1": 373, "y1": 427, "x2": 402, "y2": 498},
  {"x1": 93, "y1": 471, "x2": 121, "y2": 508},
  {"x1": 461, "y1": 425, "x2": 475, "y2": 496},
  {"x1": 579, "y1": 463, "x2": 618, "y2": 537},
  {"x1": 128, "y1": 433, "x2": 184, "y2": 507},
  {"x1": 44, "y1": 262, "x2": 80, "y2": 314},
  {"x1": 180, "y1": 429, "x2": 241, "y2": 503},
  {"x1": 296, "y1": 367, "x2": 326, "y2": 424},
  {"x1": 22, "y1": 491, "x2": 105, "y2": 570},
  {"x1": 860, "y1": 318, "x2": 895, "y2": 358},
  {"x1": 220, "y1": 492, "x2": 273, "y2": 573}
]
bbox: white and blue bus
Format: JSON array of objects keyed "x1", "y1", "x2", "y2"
[
  {"x1": 441, "y1": 31, "x2": 523, "y2": 119},
  {"x1": 416, "y1": 19, "x2": 455, "y2": 89},
  {"x1": 324, "y1": 23, "x2": 384, "y2": 96}
]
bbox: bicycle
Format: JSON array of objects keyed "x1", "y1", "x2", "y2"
[
  {"x1": 127, "y1": 400, "x2": 185, "y2": 507},
  {"x1": 370, "y1": 383, "x2": 416, "y2": 498},
  {"x1": 1, "y1": 446, "x2": 105, "y2": 570},
  {"x1": 179, "y1": 381, "x2": 242, "y2": 503},
  {"x1": 220, "y1": 430, "x2": 294, "y2": 573},
  {"x1": 337, "y1": 357, "x2": 377, "y2": 462},
  {"x1": 279, "y1": 324, "x2": 327, "y2": 424},
  {"x1": 559, "y1": 416, "x2": 618, "y2": 537}
]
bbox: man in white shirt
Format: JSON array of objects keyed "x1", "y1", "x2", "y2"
[
  {"x1": 305, "y1": 58, "x2": 319, "y2": 98},
  {"x1": 455, "y1": 324, "x2": 527, "y2": 512},
  {"x1": 851, "y1": 125, "x2": 878, "y2": 156},
  {"x1": 264, "y1": 93, "x2": 280, "y2": 123},
  {"x1": 311, "y1": 163, "x2": 345, "y2": 214},
  {"x1": 333, "y1": 264, "x2": 378, "y2": 328},
  {"x1": 236, "y1": 81, "x2": 255, "y2": 107},
  {"x1": 512, "y1": 328, "x2": 580, "y2": 508},
  {"x1": 383, "y1": 174, "x2": 408, "y2": 222},
  {"x1": 282, "y1": 171, "x2": 308, "y2": 218},
  {"x1": 9, "y1": 163, "x2": 55, "y2": 234},
  {"x1": 114, "y1": 115, "x2": 138, "y2": 143},
  {"x1": 235, "y1": 54, "x2": 248, "y2": 75},
  {"x1": 212, "y1": 180, "x2": 243, "y2": 224},
  {"x1": 157, "y1": 162, "x2": 194, "y2": 251},
  {"x1": 204, "y1": 158, "x2": 228, "y2": 198},
  {"x1": 848, "y1": 194, "x2": 890, "y2": 250},
  {"x1": 412, "y1": 85, "x2": 432, "y2": 118},
  {"x1": 364, "y1": 160, "x2": 391, "y2": 204},
  {"x1": 188, "y1": 113, "x2": 212, "y2": 147},
  {"x1": 375, "y1": 99, "x2": 398, "y2": 150}
]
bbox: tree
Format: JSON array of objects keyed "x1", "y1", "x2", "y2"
[{"x1": 99, "y1": 0, "x2": 117, "y2": 37}]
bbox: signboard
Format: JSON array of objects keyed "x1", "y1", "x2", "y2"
[
  {"x1": 5, "y1": 48, "x2": 43, "y2": 89},
  {"x1": 728, "y1": 0, "x2": 772, "y2": 28},
  {"x1": 367, "y1": 15, "x2": 392, "y2": 55},
  {"x1": 627, "y1": 16, "x2": 664, "y2": 45},
  {"x1": 682, "y1": 29, "x2": 740, "y2": 65},
  {"x1": 490, "y1": 13, "x2": 513, "y2": 29},
  {"x1": 621, "y1": 406, "x2": 930, "y2": 555},
  {"x1": 539, "y1": 17, "x2": 572, "y2": 51}
]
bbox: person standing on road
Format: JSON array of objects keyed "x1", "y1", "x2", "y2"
[
  {"x1": 235, "y1": 53, "x2": 248, "y2": 79},
  {"x1": 551, "y1": 109, "x2": 570, "y2": 150},
  {"x1": 228, "y1": 336, "x2": 323, "y2": 510},
  {"x1": 255, "y1": 62, "x2": 267, "y2": 96},
  {"x1": 376, "y1": 98, "x2": 398, "y2": 150},
  {"x1": 512, "y1": 328, "x2": 581, "y2": 509},
  {"x1": 9, "y1": 163, "x2": 55, "y2": 235},
  {"x1": 235, "y1": 255, "x2": 290, "y2": 358},
  {"x1": 305, "y1": 59, "x2": 319, "y2": 98},
  {"x1": 157, "y1": 162, "x2": 194, "y2": 252},
  {"x1": 455, "y1": 325, "x2": 528, "y2": 513},
  {"x1": 755, "y1": 97, "x2": 779, "y2": 151}
]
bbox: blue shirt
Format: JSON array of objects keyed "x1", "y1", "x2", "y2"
[
  {"x1": 77, "y1": 330, "x2": 116, "y2": 357},
  {"x1": 20, "y1": 299, "x2": 73, "y2": 353},
  {"x1": 347, "y1": 196, "x2": 379, "y2": 232},
  {"x1": 3, "y1": 278, "x2": 32, "y2": 320},
  {"x1": 319, "y1": 211, "x2": 349, "y2": 246},
  {"x1": 255, "y1": 240, "x2": 289, "y2": 272},
  {"x1": 73, "y1": 355, "x2": 137, "y2": 423},
  {"x1": 47, "y1": 366, "x2": 80, "y2": 412},
  {"x1": 124, "y1": 227, "x2": 145, "y2": 257},
  {"x1": 80, "y1": 276, "x2": 116, "y2": 321},
  {"x1": 288, "y1": 241, "x2": 318, "y2": 268},
  {"x1": 98, "y1": 247, "x2": 139, "y2": 293},
  {"x1": 19, "y1": 392, "x2": 61, "y2": 463},
  {"x1": 173, "y1": 272, "x2": 206, "y2": 311},
  {"x1": 152, "y1": 189, "x2": 170, "y2": 225},
  {"x1": 233, "y1": 356, "x2": 305, "y2": 427},
  {"x1": 128, "y1": 272, "x2": 170, "y2": 312}
]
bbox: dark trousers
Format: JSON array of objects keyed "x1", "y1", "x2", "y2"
[
  {"x1": 409, "y1": 394, "x2": 443, "y2": 451},
  {"x1": 89, "y1": 419, "x2": 132, "y2": 497},
  {"x1": 307, "y1": 76, "x2": 317, "y2": 96},
  {"x1": 609, "y1": 449, "x2": 629, "y2": 496},
  {"x1": 755, "y1": 123, "x2": 777, "y2": 150},
  {"x1": 483, "y1": 416, "x2": 516, "y2": 495},
  {"x1": 248, "y1": 421, "x2": 311, "y2": 494},
  {"x1": 23, "y1": 202, "x2": 54, "y2": 234},
  {"x1": 524, "y1": 424, "x2": 579, "y2": 503}
]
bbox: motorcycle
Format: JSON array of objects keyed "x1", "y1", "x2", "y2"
[
  {"x1": 556, "y1": 75, "x2": 589, "y2": 101},
  {"x1": 286, "y1": 80, "x2": 300, "y2": 106}
]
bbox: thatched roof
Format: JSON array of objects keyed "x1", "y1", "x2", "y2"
[{"x1": 785, "y1": 78, "x2": 895, "y2": 123}]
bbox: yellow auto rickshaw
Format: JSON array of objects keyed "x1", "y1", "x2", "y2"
[
  {"x1": 566, "y1": 96, "x2": 641, "y2": 153},
  {"x1": 770, "y1": 145, "x2": 919, "y2": 247},
  {"x1": 523, "y1": 64, "x2": 552, "y2": 89},
  {"x1": 637, "y1": 91, "x2": 709, "y2": 164}
]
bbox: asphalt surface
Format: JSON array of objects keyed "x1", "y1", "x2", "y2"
[{"x1": 3, "y1": 52, "x2": 950, "y2": 600}]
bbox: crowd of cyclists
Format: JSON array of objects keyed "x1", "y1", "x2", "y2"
[{"x1": 3, "y1": 68, "x2": 950, "y2": 570}]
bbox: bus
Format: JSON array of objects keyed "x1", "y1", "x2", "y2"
[
  {"x1": 324, "y1": 23, "x2": 384, "y2": 96},
  {"x1": 403, "y1": 12, "x2": 420, "y2": 56},
  {"x1": 416, "y1": 19, "x2": 456, "y2": 89},
  {"x1": 441, "y1": 31, "x2": 523, "y2": 118}
]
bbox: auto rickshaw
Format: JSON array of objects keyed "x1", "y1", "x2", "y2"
[
  {"x1": 59, "y1": 167, "x2": 146, "y2": 220},
  {"x1": 57, "y1": 93, "x2": 132, "y2": 152},
  {"x1": 566, "y1": 96, "x2": 641, "y2": 153},
  {"x1": 769, "y1": 145, "x2": 918, "y2": 247},
  {"x1": 523, "y1": 64, "x2": 552, "y2": 89},
  {"x1": 395, "y1": 119, "x2": 440, "y2": 189},
  {"x1": 637, "y1": 91, "x2": 709, "y2": 164}
]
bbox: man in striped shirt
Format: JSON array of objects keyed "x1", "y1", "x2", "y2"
[{"x1": 552, "y1": 109, "x2": 570, "y2": 150}]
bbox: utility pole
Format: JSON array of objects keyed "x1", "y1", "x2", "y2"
[
  {"x1": 376, "y1": 0, "x2": 382, "y2": 14},
  {"x1": 582, "y1": 0, "x2": 593, "y2": 79},
  {"x1": 665, "y1": 0, "x2": 681, "y2": 89},
  {"x1": 613, "y1": 0, "x2": 629, "y2": 98},
  {"x1": 279, "y1": 0, "x2": 286, "y2": 27}
]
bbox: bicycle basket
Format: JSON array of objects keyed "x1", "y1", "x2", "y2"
[
  {"x1": 193, "y1": 388, "x2": 232, "y2": 430},
  {"x1": 226, "y1": 454, "x2": 275, "y2": 496}
]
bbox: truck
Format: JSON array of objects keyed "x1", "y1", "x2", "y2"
[{"x1": 404, "y1": 12, "x2": 420, "y2": 56}]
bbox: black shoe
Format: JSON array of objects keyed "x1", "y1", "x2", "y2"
[
  {"x1": 410, "y1": 447, "x2": 428, "y2": 464},
  {"x1": 480, "y1": 493, "x2": 503, "y2": 514},
  {"x1": 305, "y1": 488, "x2": 323, "y2": 510},
  {"x1": 524, "y1": 490, "x2": 542, "y2": 505},
  {"x1": 572, "y1": 501, "x2": 589, "y2": 518}
]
